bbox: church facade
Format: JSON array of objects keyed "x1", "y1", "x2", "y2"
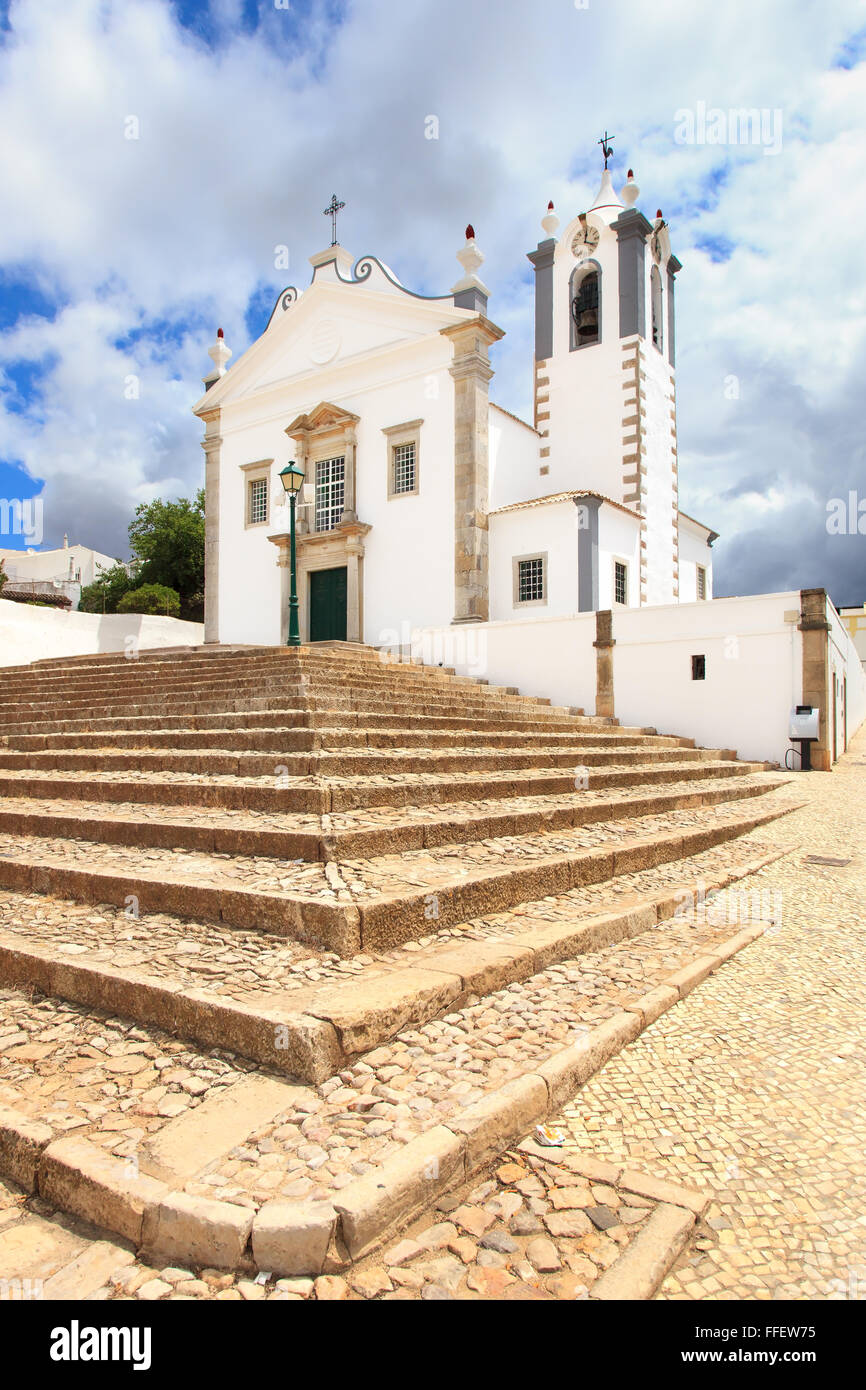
[{"x1": 194, "y1": 161, "x2": 716, "y2": 649}]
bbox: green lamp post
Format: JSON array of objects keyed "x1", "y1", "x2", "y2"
[{"x1": 279, "y1": 461, "x2": 306, "y2": 646}]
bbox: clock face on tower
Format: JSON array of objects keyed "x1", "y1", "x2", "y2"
[{"x1": 571, "y1": 222, "x2": 600, "y2": 259}]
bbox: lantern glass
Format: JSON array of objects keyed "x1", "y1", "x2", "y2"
[{"x1": 279, "y1": 463, "x2": 305, "y2": 495}]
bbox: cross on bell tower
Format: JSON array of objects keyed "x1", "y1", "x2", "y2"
[
  {"x1": 597, "y1": 131, "x2": 615, "y2": 169},
  {"x1": 323, "y1": 193, "x2": 345, "y2": 246}
]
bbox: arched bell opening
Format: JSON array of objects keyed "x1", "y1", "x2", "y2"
[
  {"x1": 570, "y1": 263, "x2": 601, "y2": 350},
  {"x1": 651, "y1": 264, "x2": 664, "y2": 353}
]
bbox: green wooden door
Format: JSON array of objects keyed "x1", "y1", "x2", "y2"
[{"x1": 309, "y1": 567, "x2": 348, "y2": 642}]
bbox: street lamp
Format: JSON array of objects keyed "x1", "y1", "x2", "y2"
[{"x1": 279, "y1": 461, "x2": 305, "y2": 646}]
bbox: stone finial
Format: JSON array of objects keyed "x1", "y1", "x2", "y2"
[
  {"x1": 620, "y1": 170, "x2": 640, "y2": 207},
  {"x1": 541, "y1": 200, "x2": 560, "y2": 238},
  {"x1": 204, "y1": 327, "x2": 232, "y2": 390},
  {"x1": 452, "y1": 226, "x2": 490, "y2": 311}
]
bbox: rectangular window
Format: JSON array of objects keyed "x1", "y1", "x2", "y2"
[
  {"x1": 518, "y1": 557, "x2": 545, "y2": 604},
  {"x1": 614, "y1": 560, "x2": 628, "y2": 606},
  {"x1": 696, "y1": 565, "x2": 707, "y2": 600},
  {"x1": 692, "y1": 654, "x2": 706, "y2": 681},
  {"x1": 248, "y1": 477, "x2": 268, "y2": 526},
  {"x1": 314, "y1": 456, "x2": 345, "y2": 532},
  {"x1": 392, "y1": 441, "x2": 416, "y2": 495}
]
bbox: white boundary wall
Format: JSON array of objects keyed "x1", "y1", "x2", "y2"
[
  {"x1": 612, "y1": 593, "x2": 804, "y2": 764},
  {"x1": 0, "y1": 599, "x2": 204, "y2": 668},
  {"x1": 413, "y1": 591, "x2": 866, "y2": 766},
  {"x1": 411, "y1": 612, "x2": 599, "y2": 715}
]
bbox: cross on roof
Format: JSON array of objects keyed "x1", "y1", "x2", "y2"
[
  {"x1": 597, "y1": 131, "x2": 615, "y2": 169},
  {"x1": 323, "y1": 193, "x2": 345, "y2": 246}
]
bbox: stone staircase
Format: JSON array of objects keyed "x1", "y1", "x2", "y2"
[{"x1": 0, "y1": 641, "x2": 803, "y2": 1275}]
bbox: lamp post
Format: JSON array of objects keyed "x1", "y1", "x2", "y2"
[{"x1": 279, "y1": 462, "x2": 305, "y2": 646}]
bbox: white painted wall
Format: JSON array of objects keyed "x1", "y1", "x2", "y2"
[
  {"x1": 598, "y1": 504, "x2": 641, "y2": 609},
  {"x1": 641, "y1": 343, "x2": 677, "y2": 605},
  {"x1": 678, "y1": 520, "x2": 714, "y2": 603},
  {"x1": 0, "y1": 598, "x2": 203, "y2": 668},
  {"x1": 488, "y1": 404, "x2": 543, "y2": 509},
  {"x1": 413, "y1": 592, "x2": 866, "y2": 766},
  {"x1": 828, "y1": 599, "x2": 866, "y2": 756},
  {"x1": 612, "y1": 593, "x2": 805, "y2": 765},
  {"x1": 489, "y1": 501, "x2": 580, "y2": 621},
  {"x1": 411, "y1": 611, "x2": 599, "y2": 715},
  {"x1": 211, "y1": 274, "x2": 467, "y2": 647}
]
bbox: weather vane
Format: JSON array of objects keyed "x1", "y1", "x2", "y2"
[
  {"x1": 597, "y1": 131, "x2": 615, "y2": 169},
  {"x1": 323, "y1": 193, "x2": 345, "y2": 247}
]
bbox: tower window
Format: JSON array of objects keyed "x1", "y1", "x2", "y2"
[
  {"x1": 614, "y1": 560, "x2": 628, "y2": 606},
  {"x1": 696, "y1": 565, "x2": 707, "y2": 600},
  {"x1": 571, "y1": 268, "x2": 600, "y2": 349},
  {"x1": 651, "y1": 265, "x2": 663, "y2": 352},
  {"x1": 692, "y1": 654, "x2": 706, "y2": 681}
]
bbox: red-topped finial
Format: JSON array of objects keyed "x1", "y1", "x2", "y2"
[
  {"x1": 548, "y1": 200, "x2": 554, "y2": 210},
  {"x1": 465, "y1": 224, "x2": 475, "y2": 240},
  {"x1": 656, "y1": 209, "x2": 663, "y2": 219},
  {"x1": 217, "y1": 327, "x2": 224, "y2": 339},
  {"x1": 627, "y1": 169, "x2": 634, "y2": 179}
]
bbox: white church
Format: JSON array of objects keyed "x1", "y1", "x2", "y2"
[{"x1": 194, "y1": 156, "x2": 717, "y2": 649}]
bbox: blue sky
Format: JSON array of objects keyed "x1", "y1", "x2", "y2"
[{"x1": 0, "y1": 0, "x2": 864, "y2": 605}]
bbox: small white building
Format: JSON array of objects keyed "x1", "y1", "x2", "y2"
[
  {"x1": 194, "y1": 158, "x2": 716, "y2": 648},
  {"x1": 0, "y1": 537, "x2": 119, "y2": 609}
]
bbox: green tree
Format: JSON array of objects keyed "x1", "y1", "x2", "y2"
[
  {"x1": 79, "y1": 562, "x2": 135, "y2": 614},
  {"x1": 116, "y1": 583, "x2": 181, "y2": 618},
  {"x1": 128, "y1": 490, "x2": 204, "y2": 620}
]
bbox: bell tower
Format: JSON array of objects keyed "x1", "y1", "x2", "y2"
[{"x1": 527, "y1": 145, "x2": 682, "y2": 606}]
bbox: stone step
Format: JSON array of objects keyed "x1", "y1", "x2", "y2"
[
  {"x1": 0, "y1": 797, "x2": 795, "y2": 956},
  {"x1": 0, "y1": 770, "x2": 783, "y2": 862},
  {"x1": 0, "y1": 757, "x2": 761, "y2": 814},
  {"x1": 0, "y1": 725, "x2": 684, "y2": 754},
  {"x1": 0, "y1": 837, "x2": 788, "y2": 1086},
  {"x1": 0, "y1": 743, "x2": 735, "y2": 779}
]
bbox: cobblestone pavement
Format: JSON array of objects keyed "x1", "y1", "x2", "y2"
[{"x1": 559, "y1": 728, "x2": 866, "y2": 1300}]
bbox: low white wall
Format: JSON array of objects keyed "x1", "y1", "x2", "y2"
[
  {"x1": 411, "y1": 611, "x2": 599, "y2": 714},
  {"x1": 412, "y1": 592, "x2": 866, "y2": 766},
  {"x1": 612, "y1": 592, "x2": 805, "y2": 764},
  {"x1": 0, "y1": 598, "x2": 204, "y2": 668}
]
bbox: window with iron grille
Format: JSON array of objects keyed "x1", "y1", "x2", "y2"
[
  {"x1": 248, "y1": 477, "x2": 268, "y2": 526},
  {"x1": 314, "y1": 456, "x2": 345, "y2": 532},
  {"x1": 518, "y1": 557, "x2": 544, "y2": 604},
  {"x1": 392, "y1": 441, "x2": 416, "y2": 495},
  {"x1": 696, "y1": 565, "x2": 707, "y2": 600},
  {"x1": 614, "y1": 560, "x2": 628, "y2": 606}
]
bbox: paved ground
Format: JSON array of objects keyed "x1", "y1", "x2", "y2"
[
  {"x1": 0, "y1": 731, "x2": 862, "y2": 1301},
  {"x1": 560, "y1": 727, "x2": 866, "y2": 1300}
]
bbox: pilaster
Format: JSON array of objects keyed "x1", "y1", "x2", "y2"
[
  {"x1": 200, "y1": 409, "x2": 222, "y2": 644},
  {"x1": 441, "y1": 316, "x2": 505, "y2": 625}
]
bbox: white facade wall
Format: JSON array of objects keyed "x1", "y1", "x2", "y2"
[
  {"x1": 543, "y1": 223, "x2": 624, "y2": 502},
  {"x1": 489, "y1": 502, "x2": 579, "y2": 621},
  {"x1": 214, "y1": 290, "x2": 459, "y2": 647},
  {"x1": 598, "y1": 505, "x2": 641, "y2": 609},
  {"x1": 488, "y1": 405, "x2": 542, "y2": 509},
  {"x1": 0, "y1": 598, "x2": 203, "y2": 668},
  {"x1": 677, "y1": 522, "x2": 714, "y2": 603},
  {"x1": 828, "y1": 600, "x2": 866, "y2": 757},
  {"x1": 641, "y1": 343, "x2": 677, "y2": 605}
]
